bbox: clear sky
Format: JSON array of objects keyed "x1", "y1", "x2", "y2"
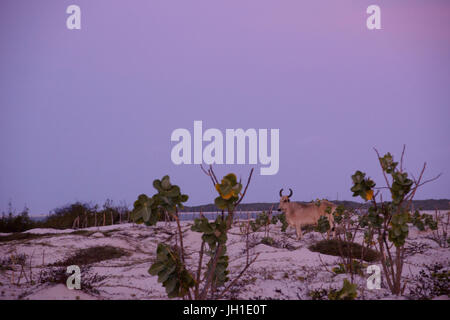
[{"x1": 1, "y1": 0, "x2": 449, "y2": 215}]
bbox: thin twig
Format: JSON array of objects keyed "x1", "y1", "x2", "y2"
[
  {"x1": 217, "y1": 253, "x2": 259, "y2": 300},
  {"x1": 400, "y1": 144, "x2": 406, "y2": 172},
  {"x1": 236, "y1": 168, "x2": 254, "y2": 206},
  {"x1": 195, "y1": 241, "x2": 206, "y2": 298},
  {"x1": 200, "y1": 244, "x2": 223, "y2": 299},
  {"x1": 209, "y1": 165, "x2": 219, "y2": 185},
  {"x1": 200, "y1": 165, "x2": 216, "y2": 187}
]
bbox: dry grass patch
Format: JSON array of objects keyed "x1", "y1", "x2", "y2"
[
  {"x1": 0, "y1": 232, "x2": 59, "y2": 243},
  {"x1": 51, "y1": 245, "x2": 129, "y2": 266},
  {"x1": 309, "y1": 239, "x2": 379, "y2": 262}
]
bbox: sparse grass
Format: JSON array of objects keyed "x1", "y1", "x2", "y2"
[
  {"x1": 0, "y1": 254, "x2": 26, "y2": 270},
  {"x1": 70, "y1": 230, "x2": 96, "y2": 237},
  {"x1": 0, "y1": 261, "x2": 13, "y2": 271},
  {"x1": 51, "y1": 245, "x2": 129, "y2": 267},
  {"x1": 261, "y1": 237, "x2": 275, "y2": 246},
  {"x1": 409, "y1": 263, "x2": 449, "y2": 300},
  {"x1": 0, "y1": 229, "x2": 111, "y2": 243},
  {"x1": 257, "y1": 236, "x2": 297, "y2": 251},
  {"x1": 308, "y1": 279, "x2": 357, "y2": 300},
  {"x1": 102, "y1": 229, "x2": 121, "y2": 237},
  {"x1": 309, "y1": 239, "x2": 379, "y2": 262},
  {"x1": 332, "y1": 260, "x2": 367, "y2": 276},
  {"x1": 308, "y1": 288, "x2": 329, "y2": 300},
  {"x1": 0, "y1": 227, "x2": 125, "y2": 243},
  {"x1": 39, "y1": 265, "x2": 106, "y2": 295},
  {"x1": 301, "y1": 224, "x2": 316, "y2": 233},
  {"x1": 0, "y1": 232, "x2": 58, "y2": 242},
  {"x1": 0, "y1": 231, "x2": 91, "y2": 243}
]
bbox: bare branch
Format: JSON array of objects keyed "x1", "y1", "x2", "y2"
[
  {"x1": 217, "y1": 253, "x2": 259, "y2": 300},
  {"x1": 200, "y1": 244, "x2": 224, "y2": 299},
  {"x1": 195, "y1": 240, "x2": 206, "y2": 298},
  {"x1": 200, "y1": 165, "x2": 216, "y2": 187},
  {"x1": 416, "y1": 173, "x2": 442, "y2": 188},
  {"x1": 400, "y1": 144, "x2": 406, "y2": 172},
  {"x1": 405, "y1": 162, "x2": 427, "y2": 204},
  {"x1": 209, "y1": 165, "x2": 219, "y2": 185},
  {"x1": 236, "y1": 168, "x2": 254, "y2": 206}
]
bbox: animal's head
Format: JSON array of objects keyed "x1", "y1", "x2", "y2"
[{"x1": 278, "y1": 188, "x2": 293, "y2": 212}]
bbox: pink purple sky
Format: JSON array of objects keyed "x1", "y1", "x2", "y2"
[{"x1": 1, "y1": 1, "x2": 449, "y2": 214}]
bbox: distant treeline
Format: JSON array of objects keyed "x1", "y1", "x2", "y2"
[
  {"x1": 1, "y1": 199, "x2": 448, "y2": 234},
  {"x1": 0, "y1": 207, "x2": 34, "y2": 233},
  {"x1": 0, "y1": 200, "x2": 131, "y2": 233},
  {"x1": 180, "y1": 199, "x2": 450, "y2": 213}
]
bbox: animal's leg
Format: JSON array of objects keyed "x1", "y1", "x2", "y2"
[
  {"x1": 327, "y1": 228, "x2": 335, "y2": 240},
  {"x1": 327, "y1": 216, "x2": 335, "y2": 239},
  {"x1": 296, "y1": 225, "x2": 303, "y2": 240},
  {"x1": 288, "y1": 224, "x2": 295, "y2": 238},
  {"x1": 326, "y1": 221, "x2": 332, "y2": 239},
  {"x1": 330, "y1": 217, "x2": 336, "y2": 239}
]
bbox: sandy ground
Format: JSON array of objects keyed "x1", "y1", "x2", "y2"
[{"x1": 0, "y1": 215, "x2": 448, "y2": 300}]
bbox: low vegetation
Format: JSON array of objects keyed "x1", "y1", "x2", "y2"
[
  {"x1": 0, "y1": 200, "x2": 131, "y2": 233},
  {"x1": 39, "y1": 266, "x2": 106, "y2": 295},
  {"x1": 308, "y1": 279, "x2": 358, "y2": 300},
  {"x1": 0, "y1": 232, "x2": 58, "y2": 243},
  {"x1": 307, "y1": 147, "x2": 442, "y2": 296},
  {"x1": 41, "y1": 200, "x2": 131, "y2": 229},
  {"x1": 309, "y1": 239, "x2": 379, "y2": 263},
  {"x1": 1, "y1": 146, "x2": 447, "y2": 300},
  {"x1": 409, "y1": 263, "x2": 449, "y2": 300},
  {"x1": 51, "y1": 246, "x2": 129, "y2": 267},
  {"x1": 0, "y1": 203, "x2": 34, "y2": 233},
  {"x1": 180, "y1": 199, "x2": 450, "y2": 213},
  {"x1": 348, "y1": 148, "x2": 440, "y2": 295},
  {"x1": 131, "y1": 168, "x2": 257, "y2": 300}
]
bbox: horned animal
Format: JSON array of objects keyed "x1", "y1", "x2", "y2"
[{"x1": 278, "y1": 189, "x2": 336, "y2": 240}]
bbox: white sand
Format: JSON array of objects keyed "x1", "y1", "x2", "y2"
[{"x1": 0, "y1": 215, "x2": 448, "y2": 300}]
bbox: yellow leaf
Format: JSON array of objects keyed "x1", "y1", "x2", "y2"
[
  {"x1": 216, "y1": 183, "x2": 233, "y2": 200},
  {"x1": 222, "y1": 191, "x2": 233, "y2": 200},
  {"x1": 366, "y1": 190, "x2": 374, "y2": 201}
]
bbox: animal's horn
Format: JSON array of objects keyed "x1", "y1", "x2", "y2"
[
  {"x1": 279, "y1": 189, "x2": 284, "y2": 197},
  {"x1": 288, "y1": 188, "x2": 293, "y2": 198}
]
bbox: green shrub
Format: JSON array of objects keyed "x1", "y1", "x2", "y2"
[
  {"x1": 41, "y1": 200, "x2": 130, "y2": 230},
  {"x1": 261, "y1": 237, "x2": 275, "y2": 246},
  {"x1": 149, "y1": 243, "x2": 195, "y2": 298},
  {"x1": 332, "y1": 260, "x2": 367, "y2": 276},
  {"x1": 0, "y1": 204, "x2": 35, "y2": 233},
  {"x1": 249, "y1": 211, "x2": 270, "y2": 232},
  {"x1": 41, "y1": 202, "x2": 93, "y2": 229},
  {"x1": 308, "y1": 279, "x2": 357, "y2": 300},
  {"x1": 350, "y1": 148, "x2": 439, "y2": 295},
  {"x1": 133, "y1": 169, "x2": 255, "y2": 300},
  {"x1": 328, "y1": 279, "x2": 357, "y2": 300}
]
